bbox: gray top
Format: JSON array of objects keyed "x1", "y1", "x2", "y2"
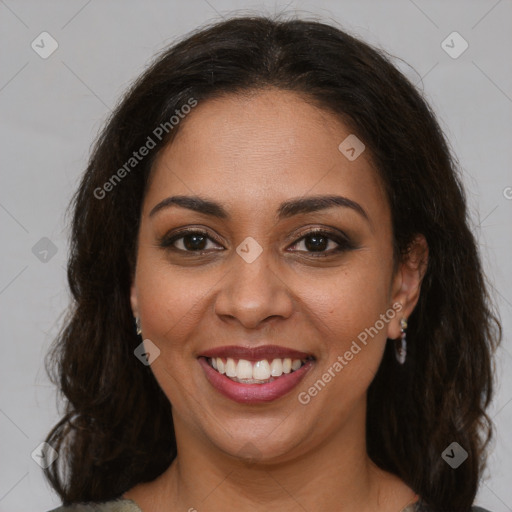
[
  {"x1": 47, "y1": 499, "x2": 141, "y2": 512},
  {"x1": 47, "y1": 497, "x2": 492, "y2": 511}
]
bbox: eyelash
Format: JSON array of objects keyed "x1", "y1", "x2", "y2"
[{"x1": 158, "y1": 228, "x2": 355, "y2": 257}]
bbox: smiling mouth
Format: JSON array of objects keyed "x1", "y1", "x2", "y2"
[{"x1": 206, "y1": 356, "x2": 315, "y2": 384}]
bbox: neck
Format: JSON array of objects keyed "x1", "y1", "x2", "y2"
[{"x1": 146, "y1": 399, "x2": 413, "y2": 512}]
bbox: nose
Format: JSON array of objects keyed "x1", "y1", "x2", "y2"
[{"x1": 213, "y1": 248, "x2": 294, "y2": 330}]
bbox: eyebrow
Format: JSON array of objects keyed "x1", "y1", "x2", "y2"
[{"x1": 148, "y1": 194, "x2": 369, "y2": 222}]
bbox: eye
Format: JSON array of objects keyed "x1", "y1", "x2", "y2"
[
  {"x1": 288, "y1": 229, "x2": 353, "y2": 256},
  {"x1": 159, "y1": 229, "x2": 224, "y2": 253},
  {"x1": 159, "y1": 227, "x2": 354, "y2": 257}
]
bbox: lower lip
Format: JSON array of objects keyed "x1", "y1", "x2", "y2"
[{"x1": 198, "y1": 357, "x2": 314, "y2": 404}]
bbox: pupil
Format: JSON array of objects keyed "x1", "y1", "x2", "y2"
[
  {"x1": 305, "y1": 235, "x2": 327, "y2": 251},
  {"x1": 184, "y1": 234, "x2": 206, "y2": 250}
]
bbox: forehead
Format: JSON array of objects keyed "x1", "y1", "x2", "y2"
[{"x1": 144, "y1": 88, "x2": 388, "y2": 220}]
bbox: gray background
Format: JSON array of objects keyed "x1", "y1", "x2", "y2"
[{"x1": 0, "y1": 1, "x2": 511, "y2": 511}]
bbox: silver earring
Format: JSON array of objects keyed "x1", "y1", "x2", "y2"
[
  {"x1": 135, "y1": 317, "x2": 142, "y2": 336},
  {"x1": 395, "y1": 318, "x2": 407, "y2": 364}
]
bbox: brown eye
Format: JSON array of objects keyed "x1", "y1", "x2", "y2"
[
  {"x1": 303, "y1": 233, "x2": 330, "y2": 252},
  {"x1": 288, "y1": 229, "x2": 354, "y2": 256},
  {"x1": 159, "y1": 229, "x2": 224, "y2": 253},
  {"x1": 182, "y1": 233, "x2": 208, "y2": 251}
]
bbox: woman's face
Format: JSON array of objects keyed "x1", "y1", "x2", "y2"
[{"x1": 131, "y1": 88, "x2": 418, "y2": 463}]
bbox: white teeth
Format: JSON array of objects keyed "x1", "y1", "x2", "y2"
[
  {"x1": 209, "y1": 356, "x2": 311, "y2": 382},
  {"x1": 291, "y1": 359, "x2": 302, "y2": 371},
  {"x1": 225, "y1": 358, "x2": 237, "y2": 377},
  {"x1": 253, "y1": 360, "x2": 271, "y2": 380},
  {"x1": 236, "y1": 359, "x2": 253, "y2": 379},
  {"x1": 270, "y1": 358, "x2": 283, "y2": 377}
]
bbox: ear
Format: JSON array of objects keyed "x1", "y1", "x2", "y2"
[
  {"x1": 130, "y1": 281, "x2": 139, "y2": 319},
  {"x1": 387, "y1": 234, "x2": 429, "y2": 339}
]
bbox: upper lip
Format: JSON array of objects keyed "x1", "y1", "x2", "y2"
[{"x1": 199, "y1": 345, "x2": 314, "y2": 362}]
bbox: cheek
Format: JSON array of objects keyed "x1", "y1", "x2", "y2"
[
  {"x1": 295, "y1": 271, "x2": 390, "y2": 416},
  {"x1": 134, "y1": 253, "x2": 212, "y2": 355},
  {"x1": 294, "y1": 256, "x2": 392, "y2": 392},
  {"x1": 133, "y1": 254, "x2": 210, "y2": 410},
  {"x1": 299, "y1": 261, "x2": 391, "y2": 339},
  {"x1": 286, "y1": 261, "x2": 392, "y2": 429}
]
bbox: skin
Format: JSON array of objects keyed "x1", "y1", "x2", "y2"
[{"x1": 125, "y1": 88, "x2": 428, "y2": 512}]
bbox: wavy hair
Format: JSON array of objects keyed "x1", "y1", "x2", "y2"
[{"x1": 44, "y1": 14, "x2": 501, "y2": 511}]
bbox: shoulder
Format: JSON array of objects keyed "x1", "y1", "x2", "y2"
[{"x1": 45, "y1": 498, "x2": 142, "y2": 512}]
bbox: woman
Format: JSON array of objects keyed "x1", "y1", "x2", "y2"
[{"x1": 44, "y1": 14, "x2": 501, "y2": 512}]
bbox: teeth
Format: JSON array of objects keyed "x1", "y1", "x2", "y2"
[
  {"x1": 210, "y1": 356, "x2": 310, "y2": 382},
  {"x1": 270, "y1": 358, "x2": 283, "y2": 377},
  {"x1": 225, "y1": 358, "x2": 237, "y2": 377},
  {"x1": 253, "y1": 360, "x2": 271, "y2": 380},
  {"x1": 236, "y1": 359, "x2": 253, "y2": 379}
]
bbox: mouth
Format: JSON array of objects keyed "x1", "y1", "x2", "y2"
[
  {"x1": 206, "y1": 356, "x2": 313, "y2": 384},
  {"x1": 198, "y1": 345, "x2": 315, "y2": 403}
]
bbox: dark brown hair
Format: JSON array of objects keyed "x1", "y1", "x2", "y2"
[{"x1": 44, "y1": 14, "x2": 501, "y2": 511}]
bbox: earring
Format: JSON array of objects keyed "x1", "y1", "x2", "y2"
[
  {"x1": 135, "y1": 317, "x2": 142, "y2": 336},
  {"x1": 395, "y1": 318, "x2": 407, "y2": 364}
]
